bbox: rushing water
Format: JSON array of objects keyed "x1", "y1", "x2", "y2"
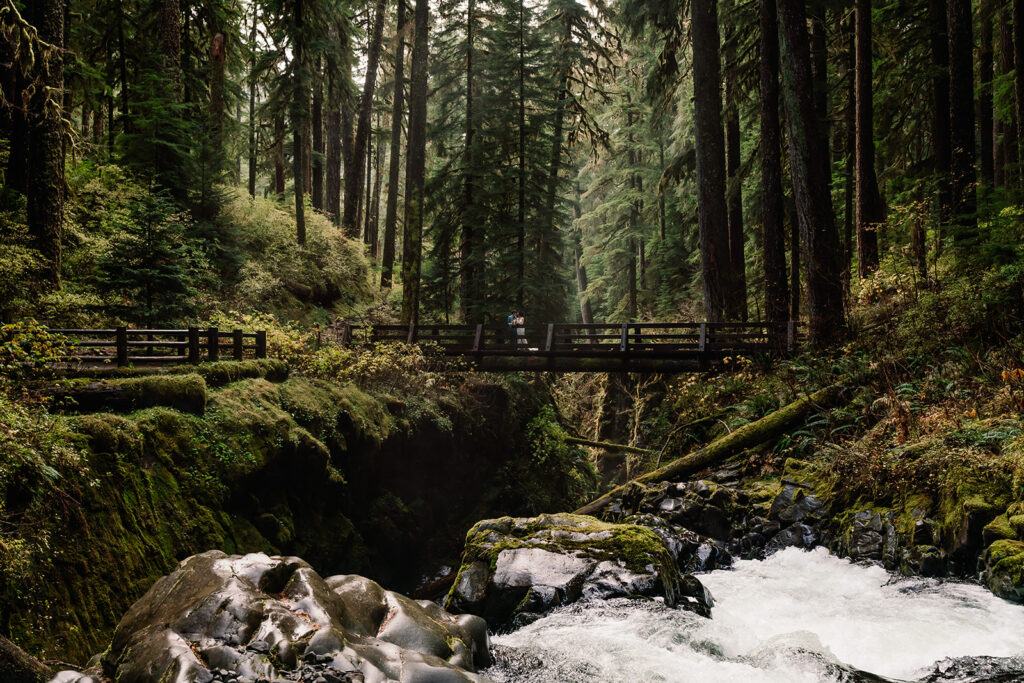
[{"x1": 484, "y1": 547, "x2": 1024, "y2": 683}]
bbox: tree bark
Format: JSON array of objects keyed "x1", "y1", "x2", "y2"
[
  {"x1": 292, "y1": 0, "x2": 308, "y2": 246},
  {"x1": 343, "y1": 0, "x2": 388, "y2": 238},
  {"x1": 929, "y1": 0, "x2": 953, "y2": 225},
  {"x1": 724, "y1": 0, "x2": 747, "y2": 321},
  {"x1": 312, "y1": 59, "x2": 324, "y2": 210},
  {"x1": 809, "y1": 3, "x2": 832, "y2": 188},
  {"x1": 274, "y1": 114, "x2": 286, "y2": 195},
  {"x1": 1015, "y1": 0, "x2": 1024, "y2": 188},
  {"x1": 760, "y1": 0, "x2": 789, "y2": 329},
  {"x1": 381, "y1": 0, "x2": 406, "y2": 288},
  {"x1": 855, "y1": 0, "x2": 882, "y2": 277},
  {"x1": 27, "y1": 0, "x2": 65, "y2": 287},
  {"x1": 516, "y1": 0, "x2": 527, "y2": 309},
  {"x1": 998, "y1": 6, "x2": 1016, "y2": 186},
  {"x1": 949, "y1": 0, "x2": 977, "y2": 249},
  {"x1": 980, "y1": 0, "x2": 995, "y2": 189},
  {"x1": 779, "y1": 0, "x2": 846, "y2": 346},
  {"x1": 460, "y1": 0, "x2": 481, "y2": 320},
  {"x1": 247, "y1": 2, "x2": 258, "y2": 197},
  {"x1": 326, "y1": 37, "x2": 344, "y2": 223},
  {"x1": 400, "y1": 0, "x2": 428, "y2": 324},
  {"x1": 691, "y1": 0, "x2": 731, "y2": 323}
]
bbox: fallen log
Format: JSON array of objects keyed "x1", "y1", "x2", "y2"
[
  {"x1": 0, "y1": 635, "x2": 52, "y2": 683},
  {"x1": 41, "y1": 374, "x2": 208, "y2": 415},
  {"x1": 564, "y1": 436, "x2": 657, "y2": 456},
  {"x1": 575, "y1": 384, "x2": 846, "y2": 516}
]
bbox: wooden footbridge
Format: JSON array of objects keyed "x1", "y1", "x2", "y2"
[{"x1": 333, "y1": 321, "x2": 799, "y2": 373}]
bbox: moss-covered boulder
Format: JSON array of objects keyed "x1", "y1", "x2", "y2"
[
  {"x1": 51, "y1": 551, "x2": 490, "y2": 683},
  {"x1": 444, "y1": 513, "x2": 712, "y2": 628},
  {"x1": 981, "y1": 539, "x2": 1024, "y2": 602}
]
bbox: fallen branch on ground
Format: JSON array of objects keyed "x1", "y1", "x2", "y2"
[{"x1": 575, "y1": 384, "x2": 846, "y2": 517}]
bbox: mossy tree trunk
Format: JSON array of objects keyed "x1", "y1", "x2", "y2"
[{"x1": 27, "y1": 0, "x2": 65, "y2": 288}]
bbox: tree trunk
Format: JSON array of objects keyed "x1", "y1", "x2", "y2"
[
  {"x1": 855, "y1": 0, "x2": 882, "y2": 277},
  {"x1": 574, "y1": 184, "x2": 594, "y2": 325},
  {"x1": 998, "y1": 7, "x2": 1016, "y2": 186},
  {"x1": 843, "y1": 16, "x2": 855, "y2": 289},
  {"x1": 516, "y1": 0, "x2": 527, "y2": 310},
  {"x1": 274, "y1": 115, "x2": 286, "y2": 195},
  {"x1": 1015, "y1": 0, "x2": 1024, "y2": 188},
  {"x1": 725, "y1": 0, "x2": 747, "y2": 321},
  {"x1": 949, "y1": 0, "x2": 977, "y2": 249},
  {"x1": 326, "y1": 46, "x2": 344, "y2": 223},
  {"x1": 370, "y1": 113, "x2": 383, "y2": 258},
  {"x1": 691, "y1": 0, "x2": 731, "y2": 323},
  {"x1": 809, "y1": 4, "x2": 831, "y2": 183},
  {"x1": 980, "y1": 0, "x2": 995, "y2": 189},
  {"x1": 381, "y1": 0, "x2": 406, "y2": 288},
  {"x1": 343, "y1": 0, "x2": 388, "y2": 238},
  {"x1": 292, "y1": 0, "x2": 308, "y2": 246},
  {"x1": 760, "y1": 0, "x2": 789, "y2": 328},
  {"x1": 930, "y1": 0, "x2": 953, "y2": 224},
  {"x1": 27, "y1": 0, "x2": 65, "y2": 287},
  {"x1": 779, "y1": 0, "x2": 846, "y2": 346},
  {"x1": 312, "y1": 60, "x2": 324, "y2": 210},
  {"x1": 247, "y1": 2, "x2": 258, "y2": 197},
  {"x1": 210, "y1": 30, "x2": 227, "y2": 174},
  {"x1": 460, "y1": 0, "x2": 481, "y2": 320},
  {"x1": 400, "y1": 0, "x2": 428, "y2": 324}
]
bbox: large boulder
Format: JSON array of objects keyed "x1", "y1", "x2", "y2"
[
  {"x1": 51, "y1": 551, "x2": 491, "y2": 683},
  {"x1": 443, "y1": 514, "x2": 712, "y2": 628}
]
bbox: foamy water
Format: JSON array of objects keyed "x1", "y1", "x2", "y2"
[{"x1": 485, "y1": 547, "x2": 1024, "y2": 682}]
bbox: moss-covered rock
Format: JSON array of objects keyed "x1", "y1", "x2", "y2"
[
  {"x1": 981, "y1": 539, "x2": 1024, "y2": 602},
  {"x1": 444, "y1": 513, "x2": 712, "y2": 628}
]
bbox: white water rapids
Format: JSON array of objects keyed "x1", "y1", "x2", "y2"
[{"x1": 483, "y1": 547, "x2": 1024, "y2": 682}]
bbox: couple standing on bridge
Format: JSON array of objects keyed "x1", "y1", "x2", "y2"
[{"x1": 506, "y1": 310, "x2": 527, "y2": 347}]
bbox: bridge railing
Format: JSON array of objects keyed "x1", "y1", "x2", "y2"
[
  {"x1": 333, "y1": 321, "x2": 798, "y2": 356},
  {"x1": 46, "y1": 327, "x2": 268, "y2": 366}
]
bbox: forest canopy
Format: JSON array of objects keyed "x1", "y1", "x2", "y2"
[{"x1": 2, "y1": 0, "x2": 1024, "y2": 348}]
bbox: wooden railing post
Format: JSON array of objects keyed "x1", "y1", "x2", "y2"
[
  {"x1": 208, "y1": 327, "x2": 219, "y2": 362},
  {"x1": 620, "y1": 323, "x2": 629, "y2": 353},
  {"x1": 545, "y1": 323, "x2": 555, "y2": 352},
  {"x1": 233, "y1": 329, "x2": 244, "y2": 360},
  {"x1": 342, "y1": 323, "x2": 352, "y2": 347},
  {"x1": 187, "y1": 327, "x2": 200, "y2": 364},
  {"x1": 698, "y1": 323, "x2": 707, "y2": 353},
  {"x1": 116, "y1": 326, "x2": 128, "y2": 367},
  {"x1": 255, "y1": 330, "x2": 267, "y2": 359},
  {"x1": 472, "y1": 324, "x2": 484, "y2": 352}
]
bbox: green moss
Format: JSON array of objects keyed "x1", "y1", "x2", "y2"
[
  {"x1": 984, "y1": 515, "x2": 1016, "y2": 542},
  {"x1": 450, "y1": 513, "x2": 682, "y2": 608},
  {"x1": 987, "y1": 539, "x2": 1024, "y2": 584}
]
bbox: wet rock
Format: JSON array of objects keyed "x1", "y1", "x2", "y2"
[
  {"x1": 979, "y1": 540, "x2": 1024, "y2": 603},
  {"x1": 52, "y1": 551, "x2": 489, "y2": 683},
  {"x1": 444, "y1": 513, "x2": 712, "y2": 626}
]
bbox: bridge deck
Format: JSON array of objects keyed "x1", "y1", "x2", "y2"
[{"x1": 334, "y1": 321, "x2": 798, "y2": 373}]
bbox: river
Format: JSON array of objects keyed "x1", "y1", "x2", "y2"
[{"x1": 484, "y1": 547, "x2": 1024, "y2": 682}]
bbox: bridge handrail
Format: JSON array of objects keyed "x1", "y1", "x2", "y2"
[
  {"x1": 45, "y1": 327, "x2": 268, "y2": 366},
  {"x1": 330, "y1": 320, "x2": 800, "y2": 357}
]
